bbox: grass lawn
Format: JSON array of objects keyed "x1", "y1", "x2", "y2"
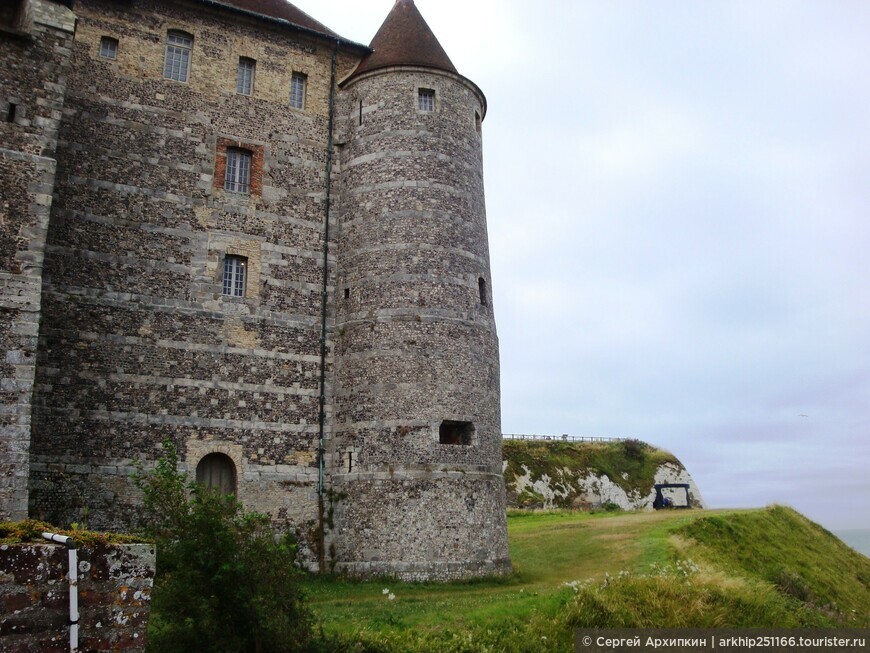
[
  {"x1": 303, "y1": 509, "x2": 717, "y2": 638},
  {"x1": 301, "y1": 507, "x2": 870, "y2": 651}
]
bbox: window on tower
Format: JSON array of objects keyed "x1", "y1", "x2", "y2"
[
  {"x1": 418, "y1": 88, "x2": 435, "y2": 112},
  {"x1": 439, "y1": 420, "x2": 474, "y2": 446}
]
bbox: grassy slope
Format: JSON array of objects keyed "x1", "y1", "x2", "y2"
[
  {"x1": 303, "y1": 507, "x2": 870, "y2": 652},
  {"x1": 502, "y1": 440, "x2": 681, "y2": 507}
]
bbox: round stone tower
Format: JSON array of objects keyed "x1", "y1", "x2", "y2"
[{"x1": 327, "y1": 0, "x2": 510, "y2": 580}]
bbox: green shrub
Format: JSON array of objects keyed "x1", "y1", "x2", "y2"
[
  {"x1": 621, "y1": 438, "x2": 646, "y2": 460},
  {"x1": 136, "y1": 440, "x2": 316, "y2": 653}
]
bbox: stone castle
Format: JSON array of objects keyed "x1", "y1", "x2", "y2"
[{"x1": 0, "y1": 0, "x2": 510, "y2": 580}]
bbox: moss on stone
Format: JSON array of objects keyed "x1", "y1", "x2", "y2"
[{"x1": 0, "y1": 519, "x2": 149, "y2": 545}]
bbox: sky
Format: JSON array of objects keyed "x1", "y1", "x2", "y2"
[{"x1": 293, "y1": 0, "x2": 870, "y2": 532}]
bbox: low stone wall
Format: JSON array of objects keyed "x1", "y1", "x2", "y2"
[{"x1": 0, "y1": 541, "x2": 154, "y2": 652}]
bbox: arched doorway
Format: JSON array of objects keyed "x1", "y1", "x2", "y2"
[{"x1": 195, "y1": 452, "x2": 237, "y2": 495}]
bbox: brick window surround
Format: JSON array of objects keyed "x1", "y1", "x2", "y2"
[{"x1": 214, "y1": 138, "x2": 264, "y2": 196}]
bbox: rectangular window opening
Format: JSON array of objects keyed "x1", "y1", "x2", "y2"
[
  {"x1": 478, "y1": 277, "x2": 487, "y2": 306},
  {"x1": 475, "y1": 110, "x2": 481, "y2": 134},
  {"x1": 222, "y1": 255, "x2": 247, "y2": 297},
  {"x1": 163, "y1": 31, "x2": 193, "y2": 82},
  {"x1": 418, "y1": 88, "x2": 435, "y2": 112},
  {"x1": 347, "y1": 451, "x2": 353, "y2": 473},
  {"x1": 99, "y1": 36, "x2": 118, "y2": 60},
  {"x1": 439, "y1": 420, "x2": 474, "y2": 446},
  {"x1": 237, "y1": 57, "x2": 255, "y2": 95},
  {"x1": 359, "y1": 99, "x2": 363, "y2": 125},
  {"x1": 344, "y1": 287, "x2": 350, "y2": 300},
  {"x1": 224, "y1": 148, "x2": 252, "y2": 194},
  {"x1": 6, "y1": 103, "x2": 16, "y2": 123},
  {"x1": 290, "y1": 72, "x2": 307, "y2": 109}
]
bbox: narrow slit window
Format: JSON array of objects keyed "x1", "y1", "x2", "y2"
[
  {"x1": 237, "y1": 57, "x2": 255, "y2": 95},
  {"x1": 359, "y1": 99, "x2": 363, "y2": 125},
  {"x1": 6, "y1": 103, "x2": 16, "y2": 123},
  {"x1": 224, "y1": 148, "x2": 251, "y2": 194},
  {"x1": 478, "y1": 277, "x2": 487, "y2": 306},
  {"x1": 475, "y1": 111, "x2": 481, "y2": 134},
  {"x1": 439, "y1": 420, "x2": 474, "y2": 446},
  {"x1": 290, "y1": 72, "x2": 306, "y2": 109},
  {"x1": 418, "y1": 88, "x2": 435, "y2": 112},
  {"x1": 347, "y1": 451, "x2": 353, "y2": 472},
  {"x1": 223, "y1": 255, "x2": 247, "y2": 297},
  {"x1": 163, "y1": 31, "x2": 193, "y2": 82},
  {"x1": 99, "y1": 36, "x2": 118, "y2": 60},
  {"x1": 344, "y1": 287, "x2": 350, "y2": 300}
]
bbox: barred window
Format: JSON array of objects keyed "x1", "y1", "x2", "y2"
[
  {"x1": 224, "y1": 148, "x2": 251, "y2": 194},
  {"x1": 163, "y1": 31, "x2": 193, "y2": 82},
  {"x1": 290, "y1": 72, "x2": 306, "y2": 109},
  {"x1": 222, "y1": 255, "x2": 247, "y2": 297},
  {"x1": 99, "y1": 36, "x2": 118, "y2": 60},
  {"x1": 418, "y1": 88, "x2": 435, "y2": 112},
  {"x1": 237, "y1": 57, "x2": 255, "y2": 95}
]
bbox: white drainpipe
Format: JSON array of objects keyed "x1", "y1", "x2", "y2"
[{"x1": 42, "y1": 532, "x2": 79, "y2": 652}]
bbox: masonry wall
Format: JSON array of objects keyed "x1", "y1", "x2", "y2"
[
  {"x1": 327, "y1": 68, "x2": 510, "y2": 580},
  {"x1": 0, "y1": 541, "x2": 154, "y2": 652},
  {"x1": 28, "y1": 0, "x2": 360, "y2": 560},
  {"x1": 0, "y1": 0, "x2": 75, "y2": 521}
]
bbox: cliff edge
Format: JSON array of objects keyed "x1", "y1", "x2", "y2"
[{"x1": 502, "y1": 439, "x2": 704, "y2": 510}]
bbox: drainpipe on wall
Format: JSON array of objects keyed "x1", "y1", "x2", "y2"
[
  {"x1": 42, "y1": 532, "x2": 79, "y2": 652},
  {"x1": 316, "y1": 39, "x2": 339, "y2": 573}
]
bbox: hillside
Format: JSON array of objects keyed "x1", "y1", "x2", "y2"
[
  {"x1": 503, "y1": 439, "x2": 703, "y2": 510},
  {"x1": 303, "y1": 507, "x2": 870, "y2": 652}
]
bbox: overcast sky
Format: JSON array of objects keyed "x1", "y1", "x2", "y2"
[{"x1": 294, "y1": 0, "x2": 870, "y2": 532}]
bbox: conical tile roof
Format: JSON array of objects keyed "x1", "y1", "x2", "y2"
[{"x1": 350, "y1": 0, "x2": 457, "y2": 78}]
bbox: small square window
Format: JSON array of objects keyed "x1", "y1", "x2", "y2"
[
  {"x1": 439, "y1": 420, "x2": 474, "y2": 445},
  {"x1": 418, "y1": 88, "x2": 435, "y2": 112},
  {"x1": 224, "y1": 148, "x2": 251, "y2": 194},
  {"x1": 223, "y1": 255, "x2": 247, "y2": 297},
  {"x1": 237, "y1": 57, "x2": 255, "y2": 95},
  {"x1": 290, "y1": 72, "x2": 306, "y2": 109},
  {"x1": 99, "y1": 36, "x2": 118, "y2": 60},
  {"x1": 164, "y1": 31, "x2": 193, "y2": 82}
]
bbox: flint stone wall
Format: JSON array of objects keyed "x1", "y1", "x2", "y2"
[
  {"x1": 26, "y1": 0, "x2": 359, "y2": 560},
  {"x1": 327, "y1": 67, "x2": 510, "y2": 579},
  {"x1": 0, "y1": 0, "x2": 75, "y2": 521}
]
